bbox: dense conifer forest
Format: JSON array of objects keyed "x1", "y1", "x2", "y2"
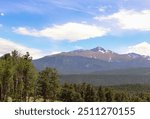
[{"x1": 0, "y1": 50, "x2": 150, "y2": 102}]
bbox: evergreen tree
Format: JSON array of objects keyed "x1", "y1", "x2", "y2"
[
  {"x1": 105, "y1": 88, "x2": 114, "y2": 102},
  {"x1": 84, "y1": 84, "x2": 97, "y2": 102},
  {"x1": 60, "y1": 83, "x2": 83, "y2": 102},
  {"x1": 114, "y1": 92, "x2": 128, "y2": 102},
  {"x1": 0, "y1": 54, "x2": 14, "y2": 101},
  {"x1": 97, "y1": 86, "x2": 106, "y2": 102},
  {"x1": 0, "y1": 51, "x2": 37, "y2": 102},
  {"x1": 38, "y1": 67, "x2": 60, "y2": 102},
  {"x1": 21, "y1": 52, "x2": 37, "y2": 102}
]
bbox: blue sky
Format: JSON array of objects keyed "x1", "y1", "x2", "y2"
[{"x1": 0, "y1": 0, "x2": 150, "y2": 58}]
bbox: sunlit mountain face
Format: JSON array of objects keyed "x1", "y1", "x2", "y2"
[{"x1": 33, "y1": 47, "x2": 150, "y2": 74}]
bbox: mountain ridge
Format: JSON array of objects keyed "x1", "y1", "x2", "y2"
[
  {"x1": 33, "y1": 46, "x2": 150, "y2": 74},
  {"x1": 53, "y1": 46, "x2": 150, "y2": 62}
]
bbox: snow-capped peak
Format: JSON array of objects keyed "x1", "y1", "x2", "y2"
[
  {"x1": 128, "y1": 53, "x2": 141, "y2": 59},
  {"x1": 90, "y1": 46, "x2": 106, "y2": 53}
]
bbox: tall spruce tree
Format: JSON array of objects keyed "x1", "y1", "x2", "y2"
[
  {"x1": 0, "y1": 54, "x2": 14, "y2": 101},
  {"x1": 38, "y1": 67, "x2": 60, "y2": 102},
  {"x1": 21, "y1": 52, "x2": 37, "y2": 102},
  {"x1": 97, "y1": 86, "x2": 106, "y2": 102},
  {"x1": 105, "y1": 88, "x2": 114, "y2": 102},
  {"x1": 84, "y1": 84, "x2": 97, "y2": 102}
]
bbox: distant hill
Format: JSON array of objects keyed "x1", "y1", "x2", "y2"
[
  {"x1": 33, "y1": 46, "x2": 150, "y2": 74},
  {"x1": 60, "y1": 74, "x2": 150, "y2": 86},
  {"x1": 92, "y1": 67, "x2": 150, "y2": 75},
  {"x1": 59, "y1": 68, "x2": 150, "y2": 86}
]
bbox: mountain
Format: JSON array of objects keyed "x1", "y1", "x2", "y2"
[
  {"x1": 59, "y1": 46, "x2": 149, "y2": 62},
  {"x1": 33, "y1": 46, "x2": 150, "y2": 74}
]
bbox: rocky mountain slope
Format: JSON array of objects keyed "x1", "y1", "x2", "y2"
[{"x1": 33, "y1": 47, "x2": 150, "y2": 74}]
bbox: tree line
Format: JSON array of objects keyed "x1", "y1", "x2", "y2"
[{"x1": 0, "y1": 51, "x2": 150, "y2": 102}]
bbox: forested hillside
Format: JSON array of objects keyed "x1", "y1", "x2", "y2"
[{"x1": 0, "y1": 51, "x2": 150, "y2": 102}]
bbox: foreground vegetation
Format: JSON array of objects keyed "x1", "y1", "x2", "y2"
[{"x1": 0, "y1": 51, "x2": 150, "y2": 102}]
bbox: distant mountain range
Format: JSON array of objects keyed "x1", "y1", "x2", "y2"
[{"x1": 33, "y1": 47, "x2": 150, "y2": 74}]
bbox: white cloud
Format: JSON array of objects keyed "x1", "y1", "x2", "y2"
[
  {"x1": 127, "y1": 42, "x2": 150, "y2": 56},
  {"x1": 0, "y1": 12, "x2": 4, "y2": 16},
  {"x1": 13, "y1": 22, "x2": 109, "y2": 42},
  {"x1": 99, "y1": 8, "x2": 105, "y2": 12},
  {"x1": 95, "y1": 9, "x2": 150, "y2": 31},
  {"x1": 99, "y1": 6, "x2": 108, "y2": 12},
  {"x1": 0, "y1": 38, "x2": 52, "y2": 59},
  {"x1": 13, "y1": 27, "x2": 39, "y2": 36}
]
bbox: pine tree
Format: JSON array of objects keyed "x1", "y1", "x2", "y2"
[
  {"x1": 60, "y1": 83, "x2": 83, "y2": 102},
  {"x1": 0, "y1": 54, "x2": 14, "y2": 101},
  {"x1": 84, "y1": 84, "x2": 97, "y2": 102},
  {"x1": 97, "y1": 86, "x2": 106, "y2": 102},
  {"x1": 38, "y1": 67, "x2": 60, "y2": 102},
  {"x1": 114, "y1": 92, "x2": 129, "y2": 102},
  {"x1": 21, "y1": 52, "x2": 37, "y2": 102},
  {"x1": 105, "y1": 88, "x2": 114, "y2": 102}
]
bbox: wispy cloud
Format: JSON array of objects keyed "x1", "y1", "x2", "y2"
[
  {"x1": 0, "y1": 0, "x2": 99, "y2": 15},
  {"x1": 13, "y1": 22, "x2": 110, "y2": 42},
  {"x1": 0, "y1": 1, "x2": 47, "y2": 14},
  {"x1": 48, "y1": 0, "x2": 100, "y2": 15},
  {"x1": 54, "y1": 5, "x2": 95, "y2": 15}
]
